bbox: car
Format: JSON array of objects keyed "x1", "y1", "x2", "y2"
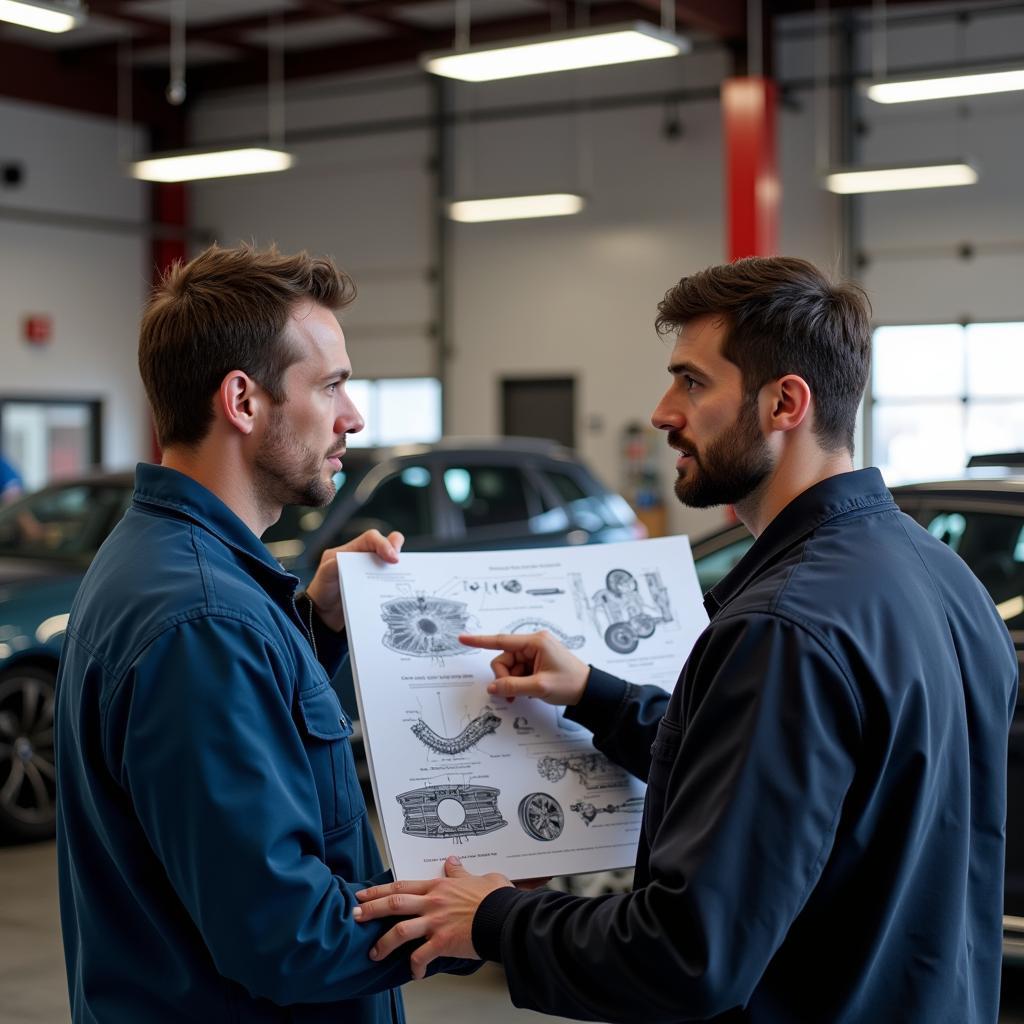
[
  {"x1": 688, "y1": 466, "x2": 1024, "y2": 962},
  {"x1": 0, "y1": 437, "x2": 643, "y2": 843}
]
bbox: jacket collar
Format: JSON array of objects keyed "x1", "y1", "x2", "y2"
[
  {"x1": 131, "y1": 463, "x2": 296, "y2": 587},
  {"x1": 705, "y1": 467, "x2": 897, "y2": 618}
]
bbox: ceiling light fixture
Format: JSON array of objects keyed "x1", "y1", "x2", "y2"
[
  {"x1": 421, "y1": 22, "x2": 689, "y2": 82},
  {"x1": 448, "y1": 193, "x2": 585, "y2": 223},
  {"x1": 867, "y1": 67, "x2": 1024, "y2": 103},
  {"x1": 0, "y1": 0, "x2": 85, "y2": 33},
  {"x1": 823, "y1": 160, "x2": 978, "y2": 194},
  {"x1": 129, "y1": 147, "x2": 294, "y2": 183}
]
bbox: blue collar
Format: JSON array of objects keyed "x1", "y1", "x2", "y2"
[
  {"x1": 705, "y1": 467, "x2": 898, "y2": 617},
  {"x1": 131, "y1": 463, "x2": 296, "y2": 587}
]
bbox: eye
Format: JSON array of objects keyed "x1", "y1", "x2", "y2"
[
  {"x1": 326, "y1": 381, "x2": 339, "y2": 394},
  {"x1": 683, "y1": 375, "x2": 700, "y2": 391}
]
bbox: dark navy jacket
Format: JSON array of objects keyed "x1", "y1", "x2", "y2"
[
  {"x1": 56, "y1": 464, "x2": 454, "y2": 1023},
  {"x1": 473, "y1": 468, "x2": 1018, "y2": 1022}
]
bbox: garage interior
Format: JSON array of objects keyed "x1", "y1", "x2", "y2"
[{"x1": 3, "y1": 0, "x2": 1024, "y2": 1020}]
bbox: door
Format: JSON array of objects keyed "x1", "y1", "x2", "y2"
[{"x1": 502, "y1": 378, "x2": 575, "y2": 450}]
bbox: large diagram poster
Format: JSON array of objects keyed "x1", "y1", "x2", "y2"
[{"x1": 337, "y1": 536, "x2": 708, "y2": 881}]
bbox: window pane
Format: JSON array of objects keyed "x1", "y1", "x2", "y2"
[
  {"x1": 873, "y1": 401, "x2": 965, "y2": 484},
  {"x1": 873, "y1": 324, "x2": 964, "y2": 399},
  {"x1": 922, "y1": 509, "x2": 1024, "y2": 629},
  {"x1": 444, "y1": 466, "x2": 530, "y2": 530},
  {"x1": 376, "y1": 379, "x2": 442, "y2": 447},
  {"x1": 966, "y1": 322, "x2": 1024, "y2": 397},
  {"x1": 344, "y1": 379, "x2": 373, "y2": 448},
  {"x1": 966, "y1": 402, "x2": 1024, "y2": 458},
  {"x1": 694, "y1": 535, "x2": 755, "y2": 592},
  {"x1": 354, "y1": 467, "x2": 433, "y2": 539}
]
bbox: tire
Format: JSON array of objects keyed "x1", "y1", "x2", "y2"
[
  {"x1": 518, "y1": 792, "x2": 564, "y2": 842},
  {"x1": 0, "y1": 665, "x2": 58, "y2": 843},
  {"x1": 604, "y1": 621, "x2": 638, "y2": 655}
]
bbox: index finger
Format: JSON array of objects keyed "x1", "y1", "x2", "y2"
[
  {"x1": 356, "y1": 879, "x2": 433, "y2": 901},
  {"x1": 458, "y1": 633, "x2": 536, "y2": 651}
]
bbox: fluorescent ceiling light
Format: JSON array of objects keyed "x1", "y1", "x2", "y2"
[
  {"x1": 422, "y1": 22, "x2": 688, "y2": 82},
  {"x1": 823, "y1": 161, "x2": 978, "y2": 195},
  {"x1": 867, "y1": 68, "x2": 1024, "y2": 104},
  {"x1": 0, "y1": 0, "x2": 85, "y2": 32},
  {"x1": 449, "y1": 194, "x2": 585, "y2": 223},
  {"x1": 129, "y1": 148, "x2": 294, "y2": 183}
]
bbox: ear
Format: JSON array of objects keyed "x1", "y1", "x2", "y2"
[
  {"x1": 217, "y1": 371, "x2": 264, "y2": 437},
  {"x1": 764, "y1": 373, "x2": 812, "y2": 434}
]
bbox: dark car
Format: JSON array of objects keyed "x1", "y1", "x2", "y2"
[
  {"x1": 0, "y1": 437, "x2": 642, "y2": 843},
  {"x1": 689, "y1": 467, "x2": 1024, "y2": 961}
]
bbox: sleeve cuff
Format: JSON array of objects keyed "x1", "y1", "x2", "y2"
[
  {"x1": 472, "y1": 886, "x2": 528, "y2": 963},
  {"x1": 564, "y1": 666, "x2": 630, "y2": 730}
]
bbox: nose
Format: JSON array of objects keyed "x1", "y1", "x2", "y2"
[
  {"x1": 338, "y1": 392, "x2": 364, "y2": 436},
  {"x1": 651, "y1": 387, "x2": 682, "y2": 432}
]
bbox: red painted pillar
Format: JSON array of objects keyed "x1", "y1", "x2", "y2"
[
  {"x1": 149, "y1": 182, "x2": 188, "y2": 461},
  {"x1": 722, "y1": 76, "x2": 779, "y2": 261}
]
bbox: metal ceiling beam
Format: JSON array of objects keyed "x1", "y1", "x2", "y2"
[{"x1": 632, "y1": 0, "x2": 746, "y2": 39}]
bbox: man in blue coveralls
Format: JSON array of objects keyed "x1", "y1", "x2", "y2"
[
  {"x1": 55, "y1": 243, "x2": 474, "y2": 1022},
  {"x1": 354, "y1": 256, "x2": 1018, "y2": 1023}
]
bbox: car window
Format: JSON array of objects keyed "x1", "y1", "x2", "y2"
[
  {"x1": 694, "y1": 534, "x2": 755, "y2": 593},
  {"x1": 354, "y1": 466, "x2": 433, "y2": 540},
  {"x1": 0, "y1": 483, "x2": 129, "y2": 559},
  {"x1": 443, "y1": 466, "x2": 531, "y2": 531},
  {"x1": 923, "y1": 509, "x2": 1024, "y2": 628},
  {"x1": 541, "y1": 468, "x2": 627, "y2": 532}
]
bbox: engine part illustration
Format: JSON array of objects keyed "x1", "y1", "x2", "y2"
[
  {"x1": 526, "y1": 587, "x2": 565, "y2": 596},
  {"x1": 570, "y1": 569, "x2": 673, "y2": 655},
  {"x1": 397, "y1": 784, "x2": 507, "y2": 839},
  {"x1": 381, "y1": 595, "x2": 473, "y2": 657},
  {"x1": 513, "y1": 716, "x2": 531, "y2": 732},
  {"x1": 571, "y1": 796, "x2": 645, "y2": 826},
  {"x1": 411, "y1": 709, "x2": 501, "y2": 755},
  {"x1": 536, "y1": 752, "x2": 629, "y2": 791},
  {"x1": 502, "y1": 579, "x2": 522, "y2": 593},
  {"x1": 503, "y1": 618, "x2": 586, "y2": 650},
  {"x1": 518, "y1": 792, "x2": 564, "y2": 842}
]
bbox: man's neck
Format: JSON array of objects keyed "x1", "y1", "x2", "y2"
[
  {"x1": 161, "y1": 444, "x2": 280, "y2": 538},
  {"x1": 735, "y1": 447, "x2": 855, "y2": 538}
]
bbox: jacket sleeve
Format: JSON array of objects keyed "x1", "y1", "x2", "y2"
[
  {"x1": 565, "y1": 667, "x2": 672, "y2": 782},
  {"x1": 101, "y1": 614, "x2": 419, "y2": 1006},
  {"x1": 472, "y1": 612, "x2": 863, "y2": 1022}
]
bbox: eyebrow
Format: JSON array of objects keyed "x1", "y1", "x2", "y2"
[
  {"x1": 668, "y1": 361, "x2": 710, "y2": 380},
  {"x1": 321, "y1": 368, "x2": 352, "y2": 383}
]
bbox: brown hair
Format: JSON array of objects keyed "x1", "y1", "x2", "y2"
[
  {"x1": 139, "y1": 243, "x2": 356, "y2": 448},
  {"x1": 655, "y1": 256, "x2": 871, "y2": 453}
]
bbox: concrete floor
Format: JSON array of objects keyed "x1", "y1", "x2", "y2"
[{"x1": 4, "y1": 840, "x2": 1024, "y2": 1023}]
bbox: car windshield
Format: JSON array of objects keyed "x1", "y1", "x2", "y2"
[
  {"x1": 261, "y1": 455, "x2": 372, "y2": 559},
  {"x1": 0, "y1": 480, "x2": 132, "y2": 562}
]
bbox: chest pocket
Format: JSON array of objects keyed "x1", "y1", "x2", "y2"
[
  {"x1": 645, "y1": 717, "x2": 683, "y2": 844},
  {"x1": 296, "y1": 685, "x2": 365, "y2": 834}
]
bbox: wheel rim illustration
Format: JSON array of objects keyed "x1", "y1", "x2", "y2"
[
  {"x1": 631, "y1": 613, "x2": 656, "y2": 638},
  {"x1": 518, "y1": 792, "x2": 564, "y2": 841},
  {"x1": 604, "y1": 621, "x2": 638, "y2": 654}
]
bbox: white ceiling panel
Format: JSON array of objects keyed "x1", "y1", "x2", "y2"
[
  {"x1": 129, "y1": 0, "x2": 299, "y2": 27},
  {"x1": 245, "y1": 15, "x2": 388, "y2": 49}
]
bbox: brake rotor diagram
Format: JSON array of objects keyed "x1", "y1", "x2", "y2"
[
  {"x1": 411, "y1": 708, "x2": 502, "y2": 755},
  {"x1": 571, "y1": 796, "x2": 646, "y2": 826},
  {"x1": 570, "y1": 568, "x2": 674, "y2": 655},
  {"x1": 518, "y1": 792, "x2": 564, "y2": 842},
  {"x1": 396, "y1": 784, "x2": 507, "y2": 840},
  {"x1": 380, "y1": 594, "x2": 474, "y2": 658},
  {"x1": 536, "y1": 752, "x2": 629, "y2": 791}
]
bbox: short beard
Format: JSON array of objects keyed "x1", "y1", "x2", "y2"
[
  {"x1": 254, "y1": 405, "x2": 337, "y2": 513},
  {"x1": 672, "y1": 395, "x2": 773, "y2": 509}
]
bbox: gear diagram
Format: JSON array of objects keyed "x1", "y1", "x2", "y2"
[
  {"x1": 381, "y1": 595, "x2": 473, "y2": 657},
  {"x1": 396, "y1": 784, "x2": 507, "y2": 839},
  {"x1": 411, "y1": 709, "x2": 502, "y2": 755},
  {"x1": 518, "y1": 792, "x2": 565, "y2": 841},
  {"x1": 536, "y1": 752, "x2": 629, "y2": 790}
]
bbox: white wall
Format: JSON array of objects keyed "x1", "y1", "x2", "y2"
[{"x1": 0, "y1": 99, "x2": 151, "y2": 475}]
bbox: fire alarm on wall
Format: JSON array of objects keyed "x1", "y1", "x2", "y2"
[{"x1": 23, "y1": 315, "x2": 53, "y2": 345}]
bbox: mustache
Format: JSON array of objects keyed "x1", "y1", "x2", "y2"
[{"x1": 667, "y1": 430, "x2": 697, "y2": 456}]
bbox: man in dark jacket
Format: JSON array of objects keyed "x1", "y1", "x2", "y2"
[
  {"x1": 55, "y1": 244, "x2": 472, "y2": 1022},
  {"x1": 353, "y1": 257, "x2": 1018, "y2": 1022}
]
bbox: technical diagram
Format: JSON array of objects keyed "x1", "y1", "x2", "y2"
[
  {"x1": 536, "y1": 752, "x2": 629, "y2": 790},
  {"x1": 503, "y1": 618, "x2": 586, "y2": 649},
  {"x1": 396, "y1": 784, "x2": 507, "y2": 839},
  {"x1": 570, "y1": 569, "x2": 673, "y2": 654},
  {"x1": 381, "y1": 595, "x2": 473, "y2": 657},
  {"x1": 411, "y1": 708, "x2": 501, "y2": 755},
  {"x1": 571, "y1": 796, "x2": 645, "y2": 826},
  {"x1": 518, "y1": 792, "x2": 564, "y2": 841}
]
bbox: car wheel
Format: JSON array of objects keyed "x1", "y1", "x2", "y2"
[
  {"x1": 0, "y1": 665, "x2": 57, "y2": 843},
  {"x1": 604, "y1": 621, "x2": 639, "y2": 655}
]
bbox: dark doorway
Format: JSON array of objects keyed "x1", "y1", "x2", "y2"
[{"x1": 502, "y1": 377, "x2": 576, "y2": 449}]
